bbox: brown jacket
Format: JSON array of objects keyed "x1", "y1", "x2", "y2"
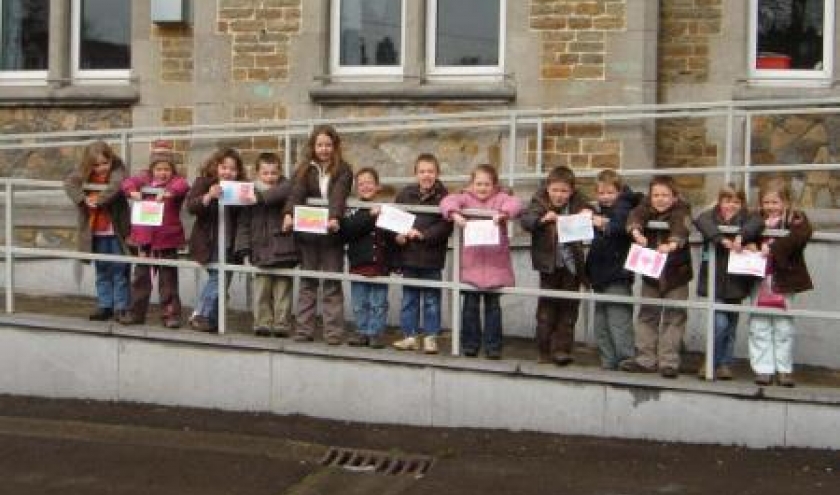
[
  {"x1": 63, "y1": 159, "x2": 131, "y2": 254},
  {"x1": 388, "y1": 181, "x2": 452, "y2": 270},
  {"x1": 765, "y1": 210, "x2": 813, "y2": 294},
  {"x1": 627, "y1": 198, "x2": 693, "y2": 293},
  {"x1": 234, "y1": 179, "x2": 299, "y2": 268},
  {"x1": 284, "y1": 160, "x2": 353, "y2": 246},
  {"x1": 187, "y1": 176, "x2": 242, "y2": 265}
]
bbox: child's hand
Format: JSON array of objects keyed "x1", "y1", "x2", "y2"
[
  {"x1": 370, "y1": 205, "x2": 381, "y2": 217},
  {"x1": 452, "y1": 213, "x2": 467, "y2": 228},
  {"x1": 155, "y1": 191, "x2": 166, "y2": 202},
  {"x1": 208, "y1": 184, "x2": 223, "y2": 199},
  {"x1": 761, "y1": 243, "x2": 771, "y2": 257},
  {"x1": 631, "y1": 230, "x2": 647, "y2": 247},
  {"x1": 129, "y1": 191, "x2": 142, "y2": 201},
  {"x1": 657, "y1": 243, "x2": 673, "y2": 254},
  {"x1": 328, "y1": 218, "x2": 340, "y2": 233},
  {"x1": 591, "y1": 215, "x2": 605, "y2": 230},
  {"x1": 721, "y1": 238, "x2": 734, "y2": 250},
  {"x1": 493, "y1": 213, "x2": 508, "y2": 226},
  {"x1": 395, "y1": 234, "x2": 408, "y2": 245},
  {"x1": 407, "y1": 228, "x2": 424, "y2": 241},
  {"x1": 282, "y1": 214, "x2": 293, "y2": 233},
  {"x1": 732, "y1": 235, "x2": 743, "y2": 253},
  {"x1": 541, "y1": 211, "x2": 557, "y2": 224},
  {"x1": 85, "y1": 198, "x2": 98, "y2": 208}
]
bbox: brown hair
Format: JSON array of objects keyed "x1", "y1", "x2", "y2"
[
  {"x1": 717, "y1": 182, "x2": 746, "y2": 205},
  {"x1": 471, "y1": 164, "x2": 499, "y2": 185},
  {"x1": 355, "y1": 166, "x2": 380, "y2": 184},
  {"x1": 256, "y1": 151, "x2": 281, "y2": 172},
  {"x1": 649, "y1": 175, "x2": 678, "y2": 196},
  {"x1": 546, "y1": 165, "x2": 576, "y2": 189},
  {"x1": 148, "y1": 139, "x2": 176, "y2": 171},
  {"x1": 79, "y1": 140, "x2": 120, "y2": 178},
  {"x1": 296, "y1": 125, "x2": 343, "y2": 179},
  {"x1": 596, "y1": 169, "x2": 623, "y2": 190},
  {"x1": 414, "y1": 153, "x2": 440, "y2": 174},
  {"x1": 758, "y1": 176, "x2": 792, "y2": 207}
]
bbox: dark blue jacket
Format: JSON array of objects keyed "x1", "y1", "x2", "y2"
[{"x1": 585, "y1": 186, "x2": 639, "y2": 290}]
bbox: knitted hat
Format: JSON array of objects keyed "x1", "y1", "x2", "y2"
[{"x1": 149, "y1": 139, "x2": 175, "y2": 166}]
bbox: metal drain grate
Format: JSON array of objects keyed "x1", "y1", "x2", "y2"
[{"x1": 320, "y1": 447, "x2": 434, "y2": 477}]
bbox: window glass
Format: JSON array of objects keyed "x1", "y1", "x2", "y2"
[
  {"x1": 339, "y1": 0, "x2": 401, "y2": 67},
  {"x1": 0, "y1": 0, "x2": 48, "y2": 71},
  {"x1": 435, "y1": 0, "x2": 500, "y2": 66},
  {"x1": 756, "y1": 0, "x2": 824, "y2": 70},
  {"x1": 79, "y1": 0, "x2": 130, "y2": 70}
]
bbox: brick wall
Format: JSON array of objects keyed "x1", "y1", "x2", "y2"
[
  {"x1": 154, "y1": 25, "x2": 194, "y2": 83},
  {"x1": 217, "y1": 0, "x2": 302, "y2": 82},
  {"x1": 530, "y1": 0, "x2": 626, "y2": 80},
  {"x1": 527, "y1": 122, "x2": 622, "y2": 172},
  {"x1": 659, "y1": 0, "x2": 722, "y2": 83}
]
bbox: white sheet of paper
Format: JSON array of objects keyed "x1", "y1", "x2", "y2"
[
  {"x1": 463, "y1": 219, "x2": 500, "y2": 247},
  {"x1": 624, "y1": 243, "x2": 668, "y2": 278},
  {"x1": 130, "y1": 200, "x2": 164, "y2": 226},
  {"x1": 727, "y1": 250, "x2": 767, "y2": 277},
  {"x1": 219, "y1": 180, "x2": 256, "y2": 205},
  {"x1": 557, "y1": 213, "x2": 594, "y2": 243},
  {"x1": 293, "y1": 206, "x2": 329, "y2": 234},
  {"x1": 375, "y1": 204, "x2": 416, "y2": 235}
]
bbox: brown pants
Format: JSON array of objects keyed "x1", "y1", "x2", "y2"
[
  {"x1": 254, "y1": 274, "x2": 293, "y2": 332},
  {"x1": 633, "y1": 282, "x2": 688, "y2": 369},
  {"x1": 536, "y1": 268, "x2": 581, "y2": 356},
  {"x1": 296, "y1": 237, "x2": 345, "y2": 339},
  {"x1": 129, "y1": 248, "x2": 181, "y2": 322}
]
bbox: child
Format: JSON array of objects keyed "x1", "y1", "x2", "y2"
[
  {"x1": 440, "y1": 164, "x2": 522, "y2": 359},
  {"x1": 234, "y1": 152, "x2": 299, "y2": 337},
  {"x1": 118, "y1": 141, "x2": 190, "y2": 328},
  {"x1": 187, "y1": 148, "x2": 248, "y2": 333},
  {"x1": 750, "y1": 178, "x2": 812, "y2": 387},
  {"x1": 64, "y1": 140, "x2": 131, "y2": 321},
  {"x1": 282, "y1": 125, "x2": 353, "y2": 344},
  {"x1": 340, "y1": 167, "x2": 390, "y2": 349},
  {"x1": 585, "y1": 169, "x2": 638, "y2": 370},
  {"x1": 520, "y1": 165, "x2": 590, "y2": 366},
  {"x1": 694, "y1": 184, "x2": 764, "y2": 380},
  {"x1": 620, "y1": 175, "x2": 692, "y2": 378},
  {"x1": 390, "y1": 153, "x2": 453, "y2": 354}
]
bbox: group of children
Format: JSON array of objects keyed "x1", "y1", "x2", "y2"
[{"x1": 64, "y1": 126, "x2": 813, "y2": 387}]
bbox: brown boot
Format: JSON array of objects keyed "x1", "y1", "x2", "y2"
[{"x1": 776, "y1": 373, "x2": 795, "y2": 387}]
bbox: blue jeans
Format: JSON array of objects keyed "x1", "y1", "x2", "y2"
[
  {"x1": 196, "y1": 268, "x2": 232, "y2": 327},
  {"x1": 462, "y1": 291, "x2": 502, "y2": 354},
  {"x1": 351, "y1": 281, "x2": 389, "y2": 336},
  {"x1": 714, "y1": 300, "x2": 740, "y2": 367},
  {"x1": 92, "y1": 236, "x2": 130, "y2": 311},
  {"x1": 399, "y1": 268, "x2": 442, "y2": 336}
]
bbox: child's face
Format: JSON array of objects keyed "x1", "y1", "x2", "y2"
[
  {"x1": 761, "y1": 192, "x2": 786, "y2": 217},
  {"x1": 469, "y1": 171, "x2": 495, "y2": 201},
  {"x1": 314, "y1": 133, "x2": 335, "y2": 164},
  {"x1": 718, "y1": 196, "x2": 742, "y2": 221},
  {"x1": 650, "y1": 184, "x2": 676, "y2": 213},
  {"x1": 92, "y1": 154, "x2": 111, "y2": 176},
  {"x1": 596, "y1": 182, "x2": 619, "y2": 207},
  {"x1": 217, "y1": 157, "x2": 239, "y2": 181},
  {"x1": 151, "y1": 162, "x2": 174, "y2": 183},
  {"x1": 355, "y1": 172, "x2": 380, "y2": 200},
  {"x1": 415, "y1": 160, "x2": 438, "y2": 191},
  {"x1": 546, "y1": 180, "x2": 573, "y2": 208},
  {"x1": 257, "y1": 162, "x2": 280, "y2": 185}
]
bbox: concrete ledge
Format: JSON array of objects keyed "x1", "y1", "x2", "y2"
[{"x1": 1, "y1": 312, "x2": 839, "y2": 449}]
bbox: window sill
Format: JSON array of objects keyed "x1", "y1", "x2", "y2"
[
  {"x1": 0, "y1": 84, "x2": 140, "y2": 107},
  {"x1": 309, "y1": 81, "x2": 516, "y2": 105}
]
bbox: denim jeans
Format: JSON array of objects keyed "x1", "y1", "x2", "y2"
[
  {"x1": 462, "y1": 291, "x2": 502, "y2": 354},
  {"x1": 399, "y1": 268, "x2": 442, "y2": 336},
  {"x1": 196, "y1": 268, "x2": 232, "y2": 327},
  {"x1": 351, "y1": 281, "x2": 389, "y2": 336},
  {"x1": 713, "y1": 301, "x2": 740, "y2": 368},
  {"x1": 593, "y1": 282, "x2": 634, "y2": 369},
  {"x1": 92, "y1": 235, "x2": 130, "y2": 311}
]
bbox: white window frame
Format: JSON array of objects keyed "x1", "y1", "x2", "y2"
[
  {"x1": 330, "y1": 0, "x2": 406, "y2": 79},
  {"x1": 0, "y1": 0, "x2": 48, "y2": 84},
  {"x1": 748, "y1": 0, "x2": 834, "y2": 85},
  {"x1": 426, "y1": 0, "x2": 506, "y2": 79},
  {"x1": 71, "y1": 0, "x2": 130, "y2": 83}
]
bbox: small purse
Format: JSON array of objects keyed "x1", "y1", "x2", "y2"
[{"x1": 755, "y1": 275, "x2": 787, "y2": 309}]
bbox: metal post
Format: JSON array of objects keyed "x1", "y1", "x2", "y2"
[
  {"x1": 4, "y1": 181, "x2": 13, "y2": 313},
  {"x1": 744, "y1": 111, "x2": 753, "y2": 204},
  {"x1": 121, "y1": 131, "x2": 130, "y2": 167},
  {"x1": 450, "y1": 226, "x2": 462, "y2": 356},
  {"x1": 217, "y1": 201, "x2": 226, "y2": 334},
  {"x1": 704, "y1": 246, "x2": 716, "y2": 380},
  {"x1": 284, "y1": 131, "x2": 292, "y2": 178},
  {"x1": 536, "y1": 118, "x2": 544, "y2": 175},
  {"x1": 724, "y1": 105, "x2": 734, "y2": 183},
  {"x1": 507, "y1": 112, "x2": 517, "y2": 188}
]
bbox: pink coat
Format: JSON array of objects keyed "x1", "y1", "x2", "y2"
[
  {"x1": 122, "y1": 173, "x2": 190, "y2": 250},
  {"x1": 440, "y1": 189, "x2": 522, "y2": 289}
]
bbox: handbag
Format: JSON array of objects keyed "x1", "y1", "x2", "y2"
[{"x1": 755, "y1": 275, "x2": 787, "y2": 309}]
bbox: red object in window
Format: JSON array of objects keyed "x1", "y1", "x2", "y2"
[{"x1": 756, "y1": 52, "x2": 791, "y2": 69}]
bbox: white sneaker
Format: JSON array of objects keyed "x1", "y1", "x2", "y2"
[
  {"x1": 392, "y1": 336, "x2": 418, "y2": 351},
  {"x1": 423, "y1": 336, "x2": 438, "y2": 354}
]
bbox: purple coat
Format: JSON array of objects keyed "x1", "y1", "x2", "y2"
[
  {"x1": 440, "y1": 189, "x2": 522, "y2": 289},
  {"x1": 122, "y1": 173, "x2": 190, "y2": 250}
]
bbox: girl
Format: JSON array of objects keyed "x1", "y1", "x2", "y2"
[
  {"x1": 750, "y1": 178, "x2": 812, "y2": 387},
  {"x1": 440, "y1": 164, "x2": 521, "y2": 359},
  {"x1": 620, "y1": 175, "x2": 693, "y2": 378},
  {"x1": 118, "y1": 141, "x2": 190, "y2": 328},
  {"x1": 282, "y1": 125, "x2": 353, "y2": 344},
  {"x1": 64, "y1": 141, "x2": 131, "y2": 321},
  {"x1": 390, "y1": 153, "x2": 453, "y2": 354},
  {"x1": 187, "y1": 148, "x2": 248, "y2": 333},
  {"x1": 234, "y1": 152, "x2": 299, "y2": 337},
  {"x1": 694, "y1": 184, "x2": 764, "y2": 380}
]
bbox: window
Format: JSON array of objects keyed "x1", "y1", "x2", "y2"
[
  {"x1": 749, "y1": 0, "x2": 834, "y2": 83},
  {"x1": 0, "y1": 0, "x2": 49, "y2": 82},
  {"x1": 427, "y1": 0, "x2": 505, "y2": 78},
  {"x1": 71, "y1": 0, "x2": 131, "y2": 81},
  {"x1": 331, "y1": 0, "x2": 404, "y2": 78}
]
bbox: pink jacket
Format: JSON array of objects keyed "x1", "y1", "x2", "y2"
[
  {"x1": 122, "y1": 173, "x2": 190, "y2": 250},
  {"x1": 440, "y1": 189, "x2": 522, "y2": 289}
]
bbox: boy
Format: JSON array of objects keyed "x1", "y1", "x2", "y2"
[
  {"x1": 520, "y1": 166, "x2": 590, "y2": 366},
  {"x1": 340, "y1": 167, "x2": 390, "y2": 348},
  {"x1": 585, "y1": 169, "x2": 637, "y2": 369}
]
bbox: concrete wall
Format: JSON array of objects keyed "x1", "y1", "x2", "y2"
[{"x1": 0, "y1": 320, "x2": 837, "y2": 449}]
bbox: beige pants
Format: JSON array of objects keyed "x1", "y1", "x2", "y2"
[
  {"x1": 253, "y1": 274, "x2": 293, "y2": 332},
  {"x1": 634, "y1": 282, "x2": 688, "y2": 369}
]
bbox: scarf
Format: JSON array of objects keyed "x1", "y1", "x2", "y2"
[{"x1": 87, "y1": 172, "x2": 113, "y2": 234}]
